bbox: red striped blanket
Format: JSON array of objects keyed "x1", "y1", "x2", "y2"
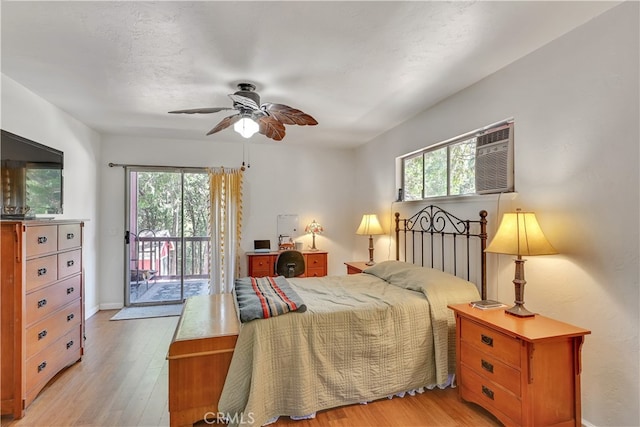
[{"x1": 234, "y1": 276, "x2": 307, "y2": 322}]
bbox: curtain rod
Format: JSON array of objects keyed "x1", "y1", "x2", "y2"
[{"x1": 108, "y1": 162, "x2": 245, "y2": 171}]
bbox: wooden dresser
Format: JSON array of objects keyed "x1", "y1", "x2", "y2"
[
  {"x1": 167, "y1": 293, "x2": 240, "y2": 427},
  {"x1": 448, "y1": 303, "x2": 590, "y2": 427},
  {"x1": 1, "y1": 220, "x2": 84, "y2": 419},
  {"x1": 247, "y1": 250, "x2": 328, "y2": 277}
]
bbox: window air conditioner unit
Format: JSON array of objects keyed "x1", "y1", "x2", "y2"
[{"x1": 475, "y1": 123, "x2": 514, "y2": 194}]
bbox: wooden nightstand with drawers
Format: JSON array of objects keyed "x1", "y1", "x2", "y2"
[
  {"x1": 448, "y1": 303, "x2": 590, "y2": 427},
  {"x1": 344, "y1": 261, "x2": 370, "y2": 274}
]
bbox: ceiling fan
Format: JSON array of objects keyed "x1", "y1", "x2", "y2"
[{"x1": 168, "y1": 83, "x2": 318, "y2": 141}]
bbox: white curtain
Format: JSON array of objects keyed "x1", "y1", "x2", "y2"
[{"x1": 209, "y1": 167, "x2": 244, "y2": 294}]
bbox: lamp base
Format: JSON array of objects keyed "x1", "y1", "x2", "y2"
[
  {"x1": 365, "y1": 260, "x2": 375, "y2": 266},
  {"x1": 309, "y1": 234, "x2": 319, "y2": 251},
  {"x1": 505, "y1": 303, "x2": 536, "y2": 318}
]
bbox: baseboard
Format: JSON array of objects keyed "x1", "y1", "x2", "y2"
[
  {"x1": 582, "y1": 418, "x2": 596, "y2": 427},
  {"x1": 85, "y1": 304, "x2": 100, "y2": 319},
  {"x1": 100, "y1": 302, "x2": 124, "y2": 310}
]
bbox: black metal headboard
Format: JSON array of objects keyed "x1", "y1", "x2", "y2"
[{"x1": 394, "y1": 205, "x2": 488, "y2": 300}]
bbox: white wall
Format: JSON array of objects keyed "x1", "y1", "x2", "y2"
[
  {"x1": 1, "y1": 75, "x2": 102, "y2": 318},
  {"x1": 354, "y1": 3, "x2": 639, "y2": 426},
  {"x1": 98, "y1": 134, "x2": 355, "y2": 308}
]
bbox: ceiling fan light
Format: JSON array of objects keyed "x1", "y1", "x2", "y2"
[{"x1": 234, "y1": 117, "x2": 259, "y2": 138}]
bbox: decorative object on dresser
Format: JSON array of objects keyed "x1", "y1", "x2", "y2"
[
  {"x1": 1, "y1": 220, "x2": 84, "y2": 419},
  {"x1": 448, "y1": 303, "x2": 590, "y2": 427},
  {"x1": 344, "y1": 261, "x2": 370, "y2": 275},
  {"x1": 355, "y1": 213, "x2": 384, "y2": 265},
  {"x1": 304, "y1": 219, "x2": 323, "y2": 251},
  {"x1": 485, "y1": 209, "x2": 557, "y2": 317},
  {"x1": 247, "y1": 250, "x2": 328, "y2": 278}
]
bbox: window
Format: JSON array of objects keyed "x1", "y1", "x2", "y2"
[{"x1": 400, "y1": 121, "x2": 513, "y2": 200}]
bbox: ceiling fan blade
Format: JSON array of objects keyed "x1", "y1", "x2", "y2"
[
  {"x1": 228, "y1": 94, "x2": 260, "y2": 111},
  {"x1": 262, "y1": 103, "x2": 318, "y2": 126},
  {"x1": 257, "y1": 116, "x2": 286, "y2": 141},
  {"x1": 206, "y1": 114, "x2": 241, "y2": 136},
  {"x1": 168, "y1": 107, "x2": 233, "y2": 114}
]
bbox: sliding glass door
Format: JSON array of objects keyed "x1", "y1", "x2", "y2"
[{"x1": 125, "y1": 167, "x2": 210, "y2": 306}]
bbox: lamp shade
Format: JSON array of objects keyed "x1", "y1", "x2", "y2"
[
  {"x1": 305, "y1": 220, "x2": 323, "y2": 235},
  {"x1": 356, "y1": 214, "x2": 384, "y2": 236},
  {"x1": 485, "y1": 210, "x2": 557, "y2": 256}
]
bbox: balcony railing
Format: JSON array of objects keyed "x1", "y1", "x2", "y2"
[{"x1": 131, "y1": 235, "x2": 210, "y2": 281}]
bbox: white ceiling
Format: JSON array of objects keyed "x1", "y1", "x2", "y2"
[{"x1": 1, "y1": 1, "x2": 620, "y2": 148}]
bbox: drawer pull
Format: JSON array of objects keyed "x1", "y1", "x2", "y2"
[
  {"x1": 38, "y1": 298, "x2": 48, "y2": 308},
  {"x1": 66, "y1": 340, "x2": 74, "y2": 349},
  {"x1": 38, "y1": 329, "x2": 48, "y2": 340},
  {"x1": 67, "y1": 232, "x2": 75, "y2": 240},
  {"x1": 481, "y1": 385, "x2": 494, "y2": 400},
  {"x1": 37, "y1": 267, "x2": 48, "y2": 276},
  {"x1": 481, "y1": 359, "x2": 494, "y2": 373},
  {"x1": 67, "y1": 286, "x2": 75, "y2": 294},
  {"x1": 67, "y1": 313, "x2": 75, "y2": 322},
  {"x1": 37, "y1": 236, "x2": 48, "y2": 244},
  {"x1": 38, "y1": 361, "x2": 47, "y2": 372},
  {"x1": 481, "y1": 334, "x2": 494, "y2": 347},
  {"x1": 67, "y1": 259, "x2": 75, "y2": 267}
]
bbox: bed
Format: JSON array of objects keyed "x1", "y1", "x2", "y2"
[{"x1": 219, "y1": 205, "x2": 488, "y2": 426}]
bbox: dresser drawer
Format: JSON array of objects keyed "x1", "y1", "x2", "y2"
[
  {"x1": 250, "y1": 256, "x2": 275, "y2": 277},
  {"x1": 25, "y1": 225, "x2": 58, "y2": 257},
  {"x1": 58, "y1": 223, "x2": 82, "y2": 251},
  {"x1": 460, "y1": 340, "x2": 521, "y2": 396},
  {"x1": 26, "y1": 275, "x2": 82, "y2": 327},
  {"x1": 305, "y1": 253, "x2": 325, "y2": 268},
  {"x1": 25, "y1": 254, "x2": 58, "y2": 292},
  {"x1": 305, "y1": 254, "x2": 326, "y2": 275},
  {"x1": 460, "y1": 318, "x2": 521, "y2": 367},
  {"x1": 305, "y1": 267, "x2": 325, "y2": 277},
  {"x1": 25, "y1": 327, "x2": 82, "y2": 399},
  {"x1": 58, "y1": 249, "x2": 82, "y2": 279},
  {"x1": 26, "y1": 300, "x2": 82, "y2": 359},
  {"x1": 461, "y1": 365, "x2": 521, "y2": 423}
]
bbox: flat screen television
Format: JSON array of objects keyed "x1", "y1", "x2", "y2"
[{"x1": 1, "y1": 129, "x2": 64, "y2": 218}]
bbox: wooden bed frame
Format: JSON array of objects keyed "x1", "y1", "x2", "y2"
[
  {"x1": 168, "y1": 205, "x2": 488, "y2": 426},
  {"x1": 395, "y1": 205, "x2": 488, "y2": 300}
]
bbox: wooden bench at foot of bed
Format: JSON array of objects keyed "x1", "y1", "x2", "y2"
[{"x1": 167, "y1": 294, "x2": 240, "y2": 427}]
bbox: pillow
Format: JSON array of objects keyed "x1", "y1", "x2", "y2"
[
  {"x1": 362, "y1": 260, "x2": 424, "y2": 282},
  {"x1": 364, "y1": 260, "x2": 477, "y2": 294}
]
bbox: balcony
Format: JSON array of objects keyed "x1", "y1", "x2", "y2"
[{"x1": 130, "y1": 234, "x2": 210, "y2": 304}]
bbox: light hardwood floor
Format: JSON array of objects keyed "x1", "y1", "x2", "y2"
[{"x1": 1, "y1": 310, "x2": 501, "y2": 427}]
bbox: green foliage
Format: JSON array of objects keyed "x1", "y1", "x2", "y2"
[
  {"x1": 424, "y1": 149, "x2": 447, "y2": 197},
  {"x1": 402, "y1": 138, "x2": 476, "y2": 199},
  {"x1": 135, "y1": 171, "x2": 209, "y2": 237},
  {"x1": 403, "y1": 155, "x2": 423, "y2": 200},
  {"x1": 450, "y1": 140, "x2": 476, "y2": 195},
  {"x1": 26, "y1": 168, "x2": 62, "y2": 214}
]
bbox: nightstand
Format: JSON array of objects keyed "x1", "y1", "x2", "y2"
[
  {"x1": 448, "y1": 303, "x2": 590, "y2": 427},
  {"x1": 344, "y1": 261, "x2": 370, "y2": 274}
]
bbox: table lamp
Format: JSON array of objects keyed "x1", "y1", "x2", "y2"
[
  {"x1": 305, "y1": 219, "x2": 323, "y2": 251},
  {"x1": 485, "y1": 209, "x2": 557, "y2": 317},
  {"x1": 356, "y1": 214, "x2": 384, "y2": 265}
]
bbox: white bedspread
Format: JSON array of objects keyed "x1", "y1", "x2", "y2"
[{"x1": 219, "y1": 261, "x2": 480, "y2": 426}]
